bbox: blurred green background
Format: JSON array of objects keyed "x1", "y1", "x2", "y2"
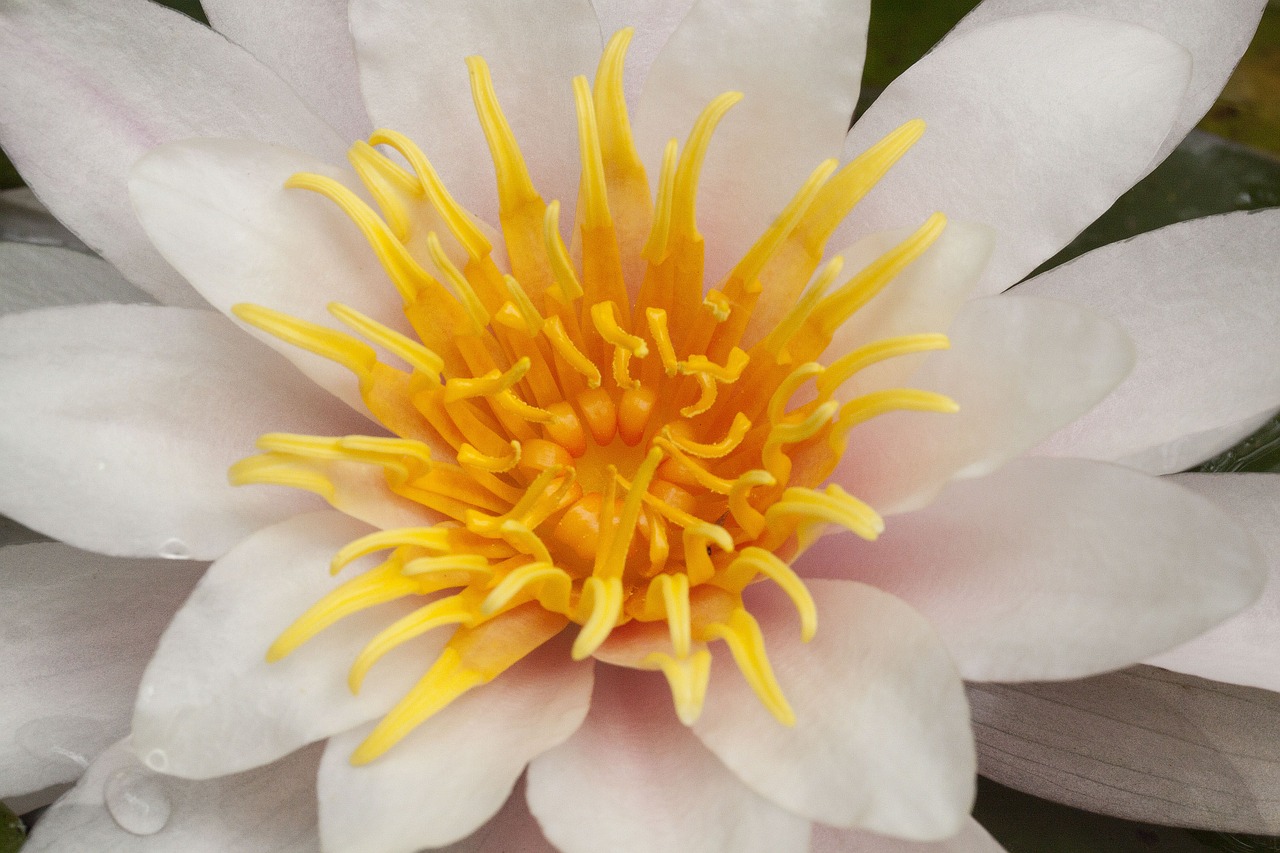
[{"x1": 1, "y1": 1, "x2": 1279, "y2": 851}]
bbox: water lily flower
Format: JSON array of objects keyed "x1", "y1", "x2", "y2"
[{"x1": 1, "y1": 0, "x2": 1278, "y2": 851}]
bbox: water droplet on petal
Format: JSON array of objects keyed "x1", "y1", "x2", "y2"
[
  {"x1": 157, "y1": 538, "x2": 190, "y2": 560},
  {"x1": 105, "y1": 768, "x2": 171, "y2": 836},
  {"x1": 143, "y1": 748, "x2": 168, "y2": 772}
]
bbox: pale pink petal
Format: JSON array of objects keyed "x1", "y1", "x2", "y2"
[
  {"x1": 350, "y1": 0, "x2": 601, "y2": 226},
  {"x1": 588, "y1": 0, "x2": 694, "y2": 105},
  {"x1": 833, "y1": 295, "x2": 1134, "y2": 516},
  {"x1": 800, "y1": 458, "x2": 1266, "y2": 682},
  {"x1": 130, "y1": 138, "x2": 410, "y2": 416},
  {"x1": 527, "y1": 666, "x2": 811, "y2": 853},
  {"x1": 841, "y1": 13, "x2": 1190, "y2": 296},
  {"x1": 435, "y1": 777, "x2": 557, "y2": 853},
  {"x1": 0, "y1": 0, "x2": 345, "y2": 308},
  {"x1": 1145, "y1": 473, "x2": 1280, "y2": 692},
  {"x1": 319, "y1": 635, "x2": 592, "y2": 852},
  {"x1": 133, "y1": 512, "x2": 447, "y2": 779},
  {"x1": 202, "y1": 0, "x2": 371, "y2": 142},
  {"x1": 971, "y1": 668, "x2": 1280, "y2": 834},
  {"x1": 812, "y1": 817, "x2": 1007, "y2": 853},
  {"x1": 0, "y1": 305, "x2": 368, "y2": 560},
  {"x1": 24, "y1": 739, "x2": 322, "y2": 852},
  {"x1": 947, "y1": 0, "x2": 1267, "y2": 163},
  {"x1": 634, "y1": 0, "x2": 871, "y2": 284},
  {"x1": 694, "y1": 580, "x2": 974, "y2": 840},
  {"x1": 0, "y1": 243, "x2": 149, "y2": 314},
  {"x1": 0, "y1": 544, "x2": 202, "y2": 799},
  {"x1": 1023, "y1": 209, "x2": 1280, "y2": 473}
]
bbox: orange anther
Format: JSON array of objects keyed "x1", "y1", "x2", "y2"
[
  {"x1": 544, "y1": 402, "x2": 587, "y2": 458},
  {"x1": 578, "y1": 387, "x2": 618, "y2": 447},
  {"x1": 618, "y1": 386, "x2": 657, "y2": 446}
]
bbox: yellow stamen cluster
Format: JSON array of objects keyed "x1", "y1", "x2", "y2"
[{"x1": 230, "y1": 29, "x2": 956, "y2": 765}]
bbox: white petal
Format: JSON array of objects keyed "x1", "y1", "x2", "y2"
[
  {"x1": 811, "y1": 817, "x2": 1007, "y2": 853},
  {"x1": 202, "y1": 0, "x2": 371, "y2": 142},
  {"x1": 0, "y1": 544, "x2": 202, "y2": 799},
  {"x1": 434, "y1": 777, "x2": 558, "y2": 853},
  {"x1": 0, "y1": 0, "x2": 345, "y2": 307},
  {"x1": 799, "y1": 458, "x2": 1266, "y2": 682},
  {"x1": 1145, "y1": 473, "x2": 1280, "y2": 692},
  {"x1": 0, "y1": 243, "x2": 150, "y2": 314},
  {"x1": 832, "y1": 295, "x2": 1134, "y2": 516},
  {"x1": 841, "y1": 13, "x2": 1190, "y2": 295},
  {"x1": 350, "y1": 0, "x2": 601, "y2": 226},
  {"x1": 588, "y1": 0, "x2": 694, "y2": 105},
  {"x1": 527, "y1": 666, "x2": 810, "y2": 853},
  {"x1": 971, "y1": 667, "x2": 1280, "y2": 834},
  {"x1": 1023, "y1": 209, "x2": 1280, "y2": 473},
  {"x1": 0, "y1": 305, "x2": 367, "y2": 560},
  {"x1": 947, "y1": 0, "x2": 1267, "y2": 164},
  {"x1": 809, "y1": 220, "x2": 995, "y2": 372},
  {"x1": 319, "y1": 635, "x2": 592, "y2": 852},
  {"x1": 130, "y1": 138, "x2": 409, "y2": 415},
  {"x1": 133, "y1": 511, "x2": 447, "y2": 779},
  {"x1": 635, "y1": 0, "x2": 870, "y2": 284},
  {"x1": 24, "y1": 739, "x2": 321, "y2": 852},
  {"x1": 694, "y1": 580, "x2": 974, "y2": 840}
]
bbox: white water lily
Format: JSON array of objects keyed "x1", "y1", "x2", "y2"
[{"x1": 1, "y1": 1, "x2": 1278, "y2": 851}]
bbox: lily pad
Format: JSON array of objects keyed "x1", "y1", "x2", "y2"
[{"x1": 0, "y1": 802, "x2": 24, "y2": 853}]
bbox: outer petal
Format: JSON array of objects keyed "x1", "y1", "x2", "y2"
[
  {"x1": 811, "y1": 817, "x2": 1007, "y2": 853},
  {"x1": 130, "y1": 138, "x2": 409, "y2": 415},
  {"x1": 841, "y1": 13, "x2": 1190, "y2": 295},
  {"x1": 350, "y1": 0, "x2": 601, "y2": 226},
  {"x1": 1145, "y1": 473, "x2": 1280, "y2": 692},
  {"x1": 634, "y1": 0, "x2": 870, "y2": 283},
  {"x1": 0, "y1": 305, "x2": 367, "y2": 559},
  {"x1": 202, "y1": 0, "x2": 371, "y2": 142},
  {"x1": 435, "y1": 777, "x2": 557, "y2": 853},
  {"x1": 832, "y1": 295, "x2": 1134, "y2": 516},
  {"x1": 0, "y1": 243, "x2": 150, "y2": 314},
  {"x1": 527, "y1": 666, "x2": 811, "y2": 853},
  {"x1": 0, "y1": 0, "x2": 345, "y2": 308},
  {"x1": 319, "y1": 636, "x2": 592, "y2": 852},
  {"x1": 1023, "y1": 209, "x2": 1280, "y2": 473},
  {"x1": 800, "y1": 458, "x2": 1266, "y2": 682},
  {"x1": 0, "y1": 544, "x2": 202, "y2": 799},
  {"x1": 694, "y1": 580, "x2": 974, "y2": 840},
  {"x1": 23, "y1": 739, "x2": 321, "y2": 852},
  {"x1": 132, "y1": 512, "x2": 449, "y2": 780},
  {"x1": 947, "y1": 0, "x2": 1266, "y2": 164},
  {"x1": 588, "y1": 0, "x2": 694, "y2": 105},
  {"x1": 971, "y1": 668, "x2": 1280, "y2": 834}
]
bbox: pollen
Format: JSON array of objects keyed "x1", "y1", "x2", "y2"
[{"x1": 230, "y1": 29, "x2": 956, "y2": 765}]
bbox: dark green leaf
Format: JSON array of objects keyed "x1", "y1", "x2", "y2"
[{"x1": 0, "y1": 802, "x2": 24, "y2": 853}]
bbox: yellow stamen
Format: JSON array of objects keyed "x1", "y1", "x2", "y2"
[
  {"x1": 369, "y1": 128, "x2": 493, "y2": 260},
  {"x1": 232, "y1": 34, "x2": 955, "y2": 764},
  {"x1": 328, "y1": 302, "x2": 444, "y2": 379},
  {"x1": 644, "y1": 649, "x2": 712, "y2": 725},
  {"x1": 701, "y1": 608, "x2": 794, "y2": 725}
]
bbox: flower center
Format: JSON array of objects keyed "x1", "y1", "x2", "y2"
[{"x1": 229, "y1": 29, "x2": 954, "y2": 765}]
